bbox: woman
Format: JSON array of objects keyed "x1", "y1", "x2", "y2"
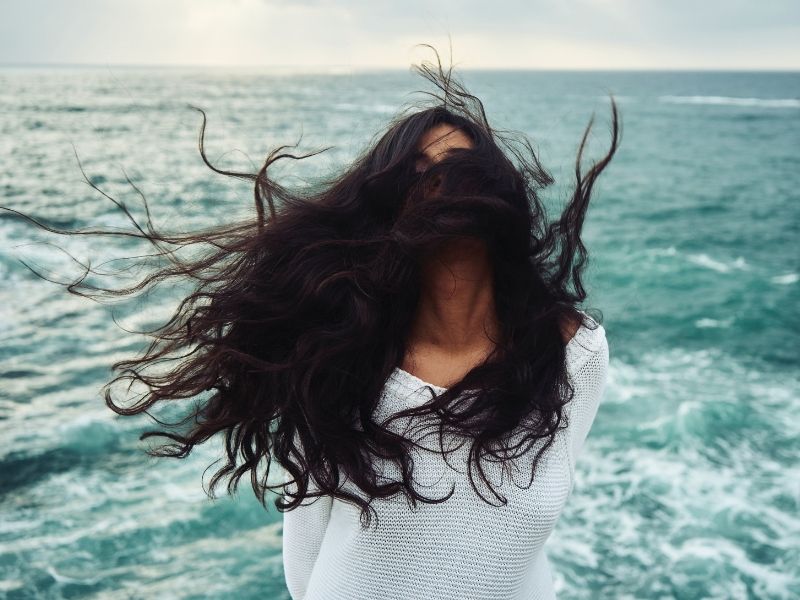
[{"x1": 6, "y1": 48, "x2": 619, "y2": 598}]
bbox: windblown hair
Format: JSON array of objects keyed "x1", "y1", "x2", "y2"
[{"x1": 5, "y1": 46, "x2": 620, "y2": 528}]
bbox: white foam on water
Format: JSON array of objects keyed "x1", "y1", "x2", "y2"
[
  {"x1": 648, "y1": 245, "x2": 678, "y2": 257},
  {"x1": 645, "y1": 247, "x2": 756, "y2": 277},
  {"x1": 770, "y1": 272, "x2": 798, "y2": 285},
  {"x1": 559, "y1": 347, "x2": 800, "y2": 596},
  {"x1": 686, "y1": 252, "x2": 750, "y2": 273},
  {"x1": 0, "y1": 580, "x2": 25, "y2": 593},
  {"x1": 660, "y1": 95, "x2": 800, "y2": 109},
  {"x1": 694, "y1": 317, "x2": 735, "y2": 328},
  {"x1": 78, "y1": 523, "x2": 284, "y2": 599}
]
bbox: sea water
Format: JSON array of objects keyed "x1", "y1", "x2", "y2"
[{"x1": 0, "y1": 67, "x2": 798, "y2": 599}]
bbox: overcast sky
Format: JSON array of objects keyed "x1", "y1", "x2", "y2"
[{"x1": 1, "y1": 0, "x2": 798, "y2": 70}]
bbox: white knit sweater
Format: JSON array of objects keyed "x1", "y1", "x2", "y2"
[{"x1": 282, "y1": 314, "x2": 609, "y2": 600}]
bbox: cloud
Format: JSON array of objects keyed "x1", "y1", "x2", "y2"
[{"x1": 0, "y1": 0, "x2": 797, "y2": 69}]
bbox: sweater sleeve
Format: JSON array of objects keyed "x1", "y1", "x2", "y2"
[
  {"x1": 281, "y1": 459, "x2": 333, "y2": 600},
  {"x1": 566, "y1": 326, "x2": 610, "y2": 471}
]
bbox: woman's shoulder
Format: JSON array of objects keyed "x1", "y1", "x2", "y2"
[
  {"x1": 563, "y1": 310, "x2": 608, "y2": 373},
  {"x1": 562, "y1": 310, "x2": 606, "y2": 348}
]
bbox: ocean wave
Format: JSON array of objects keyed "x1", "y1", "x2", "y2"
[
  {"x1": 694, "y1": 317, "x2": 735, "y2": 329},
  {"x1": 576, "y1": 347, "x2": 799, "y2": 597},
  {"x1": 686, "y1": 253, "x2": 749, "y2": 273},
  {"x1": 659, "y1": 95, "x2": 800, "y2": 109},
  {"x1": 770, "y1": 272, "x2": 798, "y2": 285},
  {"x1": 648, "y1": 246, "x2": 678, "y2": 257},
  {"x1": 647, "y1": 249, "x2": 794, "y2": 284}
]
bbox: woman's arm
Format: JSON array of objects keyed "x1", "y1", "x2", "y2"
[
  {"x1": 281, "y1": 463, "x2": 333, "y2": 600},
  {"x1": 566, "y1": 325, "x2": 610, "y2": 473}
]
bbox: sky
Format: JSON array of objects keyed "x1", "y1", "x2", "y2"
[{"x1": 1, "y1": 0, "x2": 798, "y2": 70}]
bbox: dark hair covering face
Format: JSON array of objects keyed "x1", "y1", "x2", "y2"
[{"x1": 2, "y1": 45, "x2": 620, "y2": 528}]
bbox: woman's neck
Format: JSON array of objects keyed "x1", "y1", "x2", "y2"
[{"x1": 409, "y1": 237, "x2": 501, "y2": 354}]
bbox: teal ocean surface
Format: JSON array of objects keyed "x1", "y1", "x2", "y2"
[{"x1": 0, "y1": 67, "x2": 798, "y2": 599}]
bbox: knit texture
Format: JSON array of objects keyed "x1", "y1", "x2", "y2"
[{"x1": 282, "y1": 313, "x2": 609, "y2": 599}]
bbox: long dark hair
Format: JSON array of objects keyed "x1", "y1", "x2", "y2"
[{"x1": 3, "y1": 46, "x2": 620, "y2": 528}]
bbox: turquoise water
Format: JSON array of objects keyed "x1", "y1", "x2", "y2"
[{"x1": 1, "y1": 67, "x2": 798, "y2": 599}]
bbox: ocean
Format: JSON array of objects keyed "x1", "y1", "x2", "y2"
[{"x1": 0, "y1": 67, "x2": 798, "y2": 599}]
